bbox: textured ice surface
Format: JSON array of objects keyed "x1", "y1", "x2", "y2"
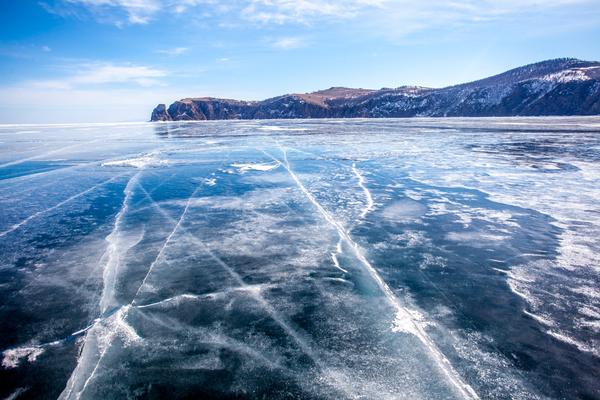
[{"x1": 0, "y1": 118, "x2": 599, "y2": 399}]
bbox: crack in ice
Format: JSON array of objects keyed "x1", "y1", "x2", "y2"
[
  {"x1": 0, "y1": 131, "x2": 152, "y2": 171},
  {"x1": 59, "y1": 172, "x2": 143, "y2": 400},
  {"x1": 330, "y1": 163, "x2": 374, "y2": 275},
  {"x1": 64, "y1": 306, "x2": 137, "y2": 400},
  {"x1": 0, "y1": 140, "x2": 103, "y2": 169},
  {"x1": 0, "y1": 174, "x2": 127, "y2": 238},
  {"x1": 265, "y1": 147, "x2": 480, "y2": 400},
  {"x1": 134, "y1": 309, "x2": 288, "y2": 372},
  {"x1": 99, "y1": 172, "x2": 143, "y2": 314},
  {"x1": 134, "y1": 184, "x2": 358, "y2": 398},
  {"x1": 352, "y1": 162, "x2": 375, "y2": 219},
  {"x1": 131, "y1": 184, "x2": 202, "y2": 304}
]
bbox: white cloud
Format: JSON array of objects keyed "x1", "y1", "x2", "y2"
[
  {"x1": 41, "y1": 45, "x2": 52, "y2": 52},
  {"x1": 52, "y1": 0, "x2": 599, "y2": 32},
  {"x1": 28, "y1": 80, "x2": 72, "y2": 90},
  {"x1": 62, "y1": 0, "x2": 211, "y2": 25},
  {"x1": 241, "y1": 0, "x2": 387, "y2": 24},
  {"x1": 26, "y1": 62, "x2": 167, "y2": 90},
  {"x1": 71, "y1": 63, "x2": 166, "y2": 86},
  {"x1": 65, "y1": 0, "x2": 161, "y2": 24},
  {"x1": 156, "y1": 47, "x2": 189, "y2": 56},
  {"x1": 319, "y1": 0, "x2": 600, "y2": 39},
  {"x1": 270, "y1": 36, "x2": 306, "y2": 49}
]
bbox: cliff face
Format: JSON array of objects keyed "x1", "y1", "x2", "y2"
[
  {"x1": 151, "y1": 59, "x2": 600, "y2": 121},
  {"x1": 150, "y1": 104, "x2": 171, "y2": 121},
  {"x1": 164, "y1": 98, "x2": 258, "y2": 120}
]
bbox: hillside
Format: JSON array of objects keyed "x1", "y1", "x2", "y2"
[{"x1": 151, "y1": 58, "x2": 600, "y2": 121}]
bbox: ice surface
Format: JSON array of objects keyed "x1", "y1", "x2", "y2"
[{"x1": 1, "y1": 117, "x2": 599, "y2": 399}]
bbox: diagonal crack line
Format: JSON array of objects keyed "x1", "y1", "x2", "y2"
[
  {"x1": 131, "y1": 184, "x2": 202, "y2": 304},
  {"x1": 0, "y1": 141, "x2": 101, "y2": 169},
  {"x1": 263, "y1": 146, "x2": 479, "y2": 400},
  {"x1": 99, "y1": 172, "x2": 143, "y2": 314},
  {"x1": 0, "y1": 173, "x2": 128, "y2": 238},
  {"x1": 60, "y1": 171, "x2": 142, "y2": 400},
  {"x1": 133, "y1": 184, "x2": 360, "y2": 398}
]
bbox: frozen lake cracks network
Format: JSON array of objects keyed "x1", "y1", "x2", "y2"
[{"x1": 0, "y1": 117, "x2": 599, "y2": 399}]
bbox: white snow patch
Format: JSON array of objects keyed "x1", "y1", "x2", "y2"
[
  {"x1": 102, "y1": 153, "x2": 169, "y2": 169},
  {"x1": 540, "y1": 68, "x2": 593, "y2": 83},
  {"x1": 258, "y1": 126, "x2": 307, "y2": 131},
  {"x1": 2, "y1": 346, "x2": 44, "y2": 368},
  {"x1": 446, "y1": 231, "x2": 508, "y2": 245},
  {"x1": 382, "y1": 199, "x2": 426, "y2": 223},
  {"x1": 231, "y1": 162, "x2": 280, "y2": 173}
]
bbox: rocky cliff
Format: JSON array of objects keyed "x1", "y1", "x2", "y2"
[{"x1": 151, "y1": 58, "x2": 600, "y2": 121}]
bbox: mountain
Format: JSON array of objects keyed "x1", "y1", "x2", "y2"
[{"x1": 151, "y1": 58, "x2": 600, "y2": 121}]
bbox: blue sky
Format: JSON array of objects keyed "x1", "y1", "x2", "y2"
[{"x1": 1, "y1": 0, "x2": 600, "y2": 123}]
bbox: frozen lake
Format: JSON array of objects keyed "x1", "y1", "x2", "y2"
[{"x1": 0, "y1": 118, "x2": 599, "y2": 399}]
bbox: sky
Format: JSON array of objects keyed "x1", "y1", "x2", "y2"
[{"x1": 1, "y1": 0, "x2": 600, "y2": 123}]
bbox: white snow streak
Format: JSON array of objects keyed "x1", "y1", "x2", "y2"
[
  {"x1": 102, "y1": 152, "x2": 169, "y2": 169},
  {"x1": 331, "y1": 240, "x2": 347, "y2": 273},
  {"x1": 59, "y1": 173, "x2": 142, "y2": 400},
  {"x1": 231, "y1": 162, "x2": 280, "y2": 172},
  {"x1": 99, "y1": 172, "x2": 142, "y2": 314},
  {"x1": 352, "y1": 163, "x2": 375, "y2": 219}
]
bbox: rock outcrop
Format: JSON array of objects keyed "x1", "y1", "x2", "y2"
[{"x1": 150, "y1": 104, "x2": 171, "y2": 121}]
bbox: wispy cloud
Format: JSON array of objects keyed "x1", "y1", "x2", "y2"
[
  {"x1": 270, "y1": 36, "x2": 306, "y2": 49},
  {"x1": 64, "y1": 0, "x2": 161, "y2": 25},
  {"x1": 28, "y1": 80, "x2": 72, "y2": 90},
  {"x1": 27, "y1": 62, "x2": 167, "y2": 90},
  {"x1": 156, "y1": 47, "x2": 189, "y2": 56},
  {"x1": 58, "y1": 0, "x2": 215, "y2": 25},
  {"x1": 241, "y1": 0, "x2": 387, "y2": 24},
  {"x1": 45, "y1": 0, "x2": 386, "y2": 28},
  {"x1": 72, "y1": 63, "x2": 167, "y2": 86},
  {"x1": 46, "y1": 0, "x2": 600, "y2": 33}
]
